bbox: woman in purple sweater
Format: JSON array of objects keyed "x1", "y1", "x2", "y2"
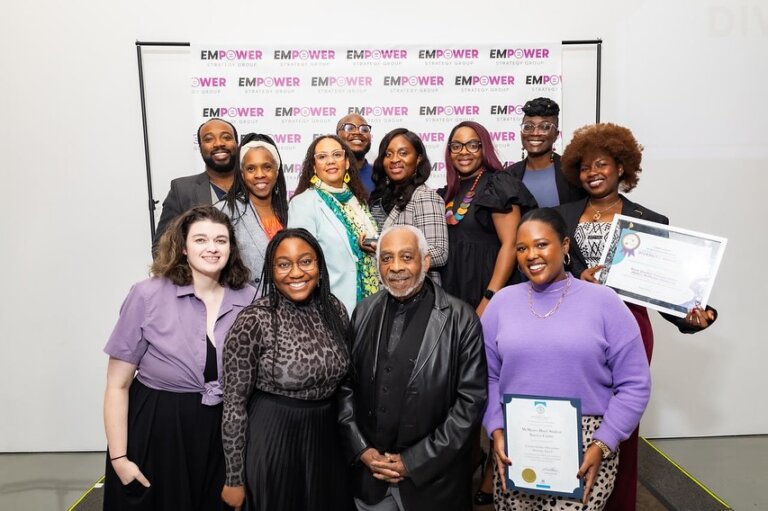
[{"x1": 482, "y1": 208, "x2": 651, "y2": 511}]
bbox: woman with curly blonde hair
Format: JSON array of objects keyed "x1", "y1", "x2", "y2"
[{"x1": 556, "y1": 123, "x2": 717, "y2": 511}]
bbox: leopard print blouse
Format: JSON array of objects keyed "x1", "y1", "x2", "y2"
[{"x1": 221, "y1": 294, "x2": 350, "y2": 486}]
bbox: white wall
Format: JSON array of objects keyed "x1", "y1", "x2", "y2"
[{"x1": 0, "y1": 0, "x2": 765, "y2": 451}]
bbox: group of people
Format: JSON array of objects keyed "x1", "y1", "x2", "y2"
[{"x1": 102, "y1": 97, "x2": 717, "y2": 511}]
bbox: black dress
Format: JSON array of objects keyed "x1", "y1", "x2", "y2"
[{"x1": 439, "y1": 171, "x2": 537, "y2": 308}]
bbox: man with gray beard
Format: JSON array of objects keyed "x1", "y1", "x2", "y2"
[{"x1": 339, "y1": 225, "x2": 487, "y2": 511}]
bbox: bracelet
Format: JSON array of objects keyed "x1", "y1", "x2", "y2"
[
  {"x1": 590, "y1": 440, "x2": 613, "y2": 459},
  {"x1": 110, "y1": 454, "x2": 127, "y2": 461}
]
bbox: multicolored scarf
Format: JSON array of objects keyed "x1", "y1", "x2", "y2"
[{"x1": 314, "y1": 186, "x2": 379, "y2": 301}]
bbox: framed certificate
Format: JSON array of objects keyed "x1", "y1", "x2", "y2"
[
  {"x1": 597, "y1": 215, "x2": 727, "y2": 318},
  {"x1": 503, "y1": 394, "x2": 583, "y2": 499}
]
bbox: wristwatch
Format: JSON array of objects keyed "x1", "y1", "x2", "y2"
[
  {"x1": 591, "y1": 439, "x2": 614, "y2": 459},
  {"x1": 483, "y1": 289, "x2": 495, "y2": 300}
]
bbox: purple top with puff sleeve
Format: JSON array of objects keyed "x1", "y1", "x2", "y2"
[
  {"x1": 481, "y1": 276, "x2": 651, "y2": 450},
  {"x1": 104, "y1": 277, "x2": 256, "y2": 405}
]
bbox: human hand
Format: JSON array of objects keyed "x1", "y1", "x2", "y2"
[
  {"x1": 684, "y1": 306, "x2": 715, "y2": 330},
  {"x1": 491, "y1": 429, "x2": 512, "y2": 492},
  {"x1": 580, "y1": 265, "x2": 604, "y2": 283},
  {"x1": 358, "y1": 234, "x2": 377, "y2": 254},
  {"x1": 368, "y1": 452, "x2": 407, "y2": 483},
  {"x1": 577, "y1": 443, "x2": 604, "y2": 504},
  {"x1": 475, "y1": 298, "x2": 489, "y2": 318},
  {"x1": 361, "y1": 449, "x2": 405, "y2": 483},
  {"x1": 111, "y1": 457, "x2": 150, "y2": 488},
  {"x1": 360, "y1": 448, "x2": 401, "y2": 482},
  {"x1": 221, "y1": 485, "x2": 245, "y2": 510}
]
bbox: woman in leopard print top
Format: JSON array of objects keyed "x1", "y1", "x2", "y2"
[{"x1": 221, "y1": 228, "x2": 353, "y2": 511}]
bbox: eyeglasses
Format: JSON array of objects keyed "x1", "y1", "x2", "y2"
[
  {"x1": 520, "y1": 122, "x2": 557, "y2": 134},
  {"x1": 274, "y1": 258, "x2": 317, "y2": 275},
  {"x1": 313, "y1": 150, "x2": 346, "y2": 164},
  {"x1": 339, "y1": 123, "x2": 372, "y2": 134},
  {"x1": 448, "y1": 140, "x2": 482, "y2": 154}
]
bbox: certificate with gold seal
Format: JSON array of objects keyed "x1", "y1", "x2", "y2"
[{"x1": 503, "y1": 394, "x2": 583, "y2": 499}]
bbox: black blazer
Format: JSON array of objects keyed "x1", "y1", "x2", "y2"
[
  {"x1": 153, "y1": 172, "x2": 213, "y2": 250},
  {"x1": 504, "y1": 153, "x2": 587, "y2": 206},
  {"x1": 338, "y1": 280, "x2": 487, "y2": 510},
  {"x1": 555, "y1": 195, "x2": 715, "y2": 333}
]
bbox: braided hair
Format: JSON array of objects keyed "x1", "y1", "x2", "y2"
[
  {"x1": 222, "y1": 132, "x2": 289, "y2": 227},
  {"x1": 522, "y1": 97, "x2": 560, "y2": 119},
  {"x1": 257, "y1": 228, "x2": 349, "y2": 361}
]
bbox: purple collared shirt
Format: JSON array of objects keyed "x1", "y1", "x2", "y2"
[{"x1": 104, "y1": 277, "x2": 256, "y2": 405}]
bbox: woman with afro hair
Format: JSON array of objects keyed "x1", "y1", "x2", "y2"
[{"x1": 555, "y1": 123, "x2": 718, "y2": 511}]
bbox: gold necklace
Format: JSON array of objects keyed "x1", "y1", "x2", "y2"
[
  {"x1": 588, "y1": 197, "x2": 621, "y2": 222},
  {"x1": 528, "y1": 275, "x2": 571, "y2": 319}
]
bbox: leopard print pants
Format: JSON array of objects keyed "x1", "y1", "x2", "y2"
[{"x1": 493, "y1": 415, "x2": 620, "y2": 511}]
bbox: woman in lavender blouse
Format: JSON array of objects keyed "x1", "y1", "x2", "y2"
[
  {"x1": 482, "y1": 208, "x2": 650, "y2": 511},
  {"x1": 102, "y1": 206, "x2": 255, "y2": 511}
]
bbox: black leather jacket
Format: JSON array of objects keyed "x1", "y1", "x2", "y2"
[{"x1": 338, "y1": 280, "x2": 487, "y2": 510}]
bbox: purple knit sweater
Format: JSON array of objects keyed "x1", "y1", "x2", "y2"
[{"x1": 482, "y1": 276, "x2": 651, "y2": 450}]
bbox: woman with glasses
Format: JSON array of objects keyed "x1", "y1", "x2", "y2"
[
  {"x1": 102, "y1": 206, "x2": 255, "y2": 511},
  {"x1": 440, "y1": 121, "x2": 537, "y2": 317},
  {"x1": 556, "y1": 123, "x2": 717, "y2": 511},
  {"x1": 438, "y1": 121, "x2": 537, "y2": 506},
  {"x1": 369, "y1": 128, "x2": 449, "y2": 283},
  {"x1": 288, "y1": 135, "x2": 379, "y2": 315},
  {"x1": 219, "y1": 133, "x2": 288, "y2": 289},
  {"x1": 221, "y1": 228, "x2": 353, "y2": 511},
  {"x1": 505, "y1": 97, "x2": 587, "y2": 207}
]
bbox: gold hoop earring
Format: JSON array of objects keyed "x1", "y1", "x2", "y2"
[
  {"x1": 310, "y1": 174, "x2": 319, "y2": 185},
  {"x1": 344, "y1": 172, "x2": 351, "y2": 184}
]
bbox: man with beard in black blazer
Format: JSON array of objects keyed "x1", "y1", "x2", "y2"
[{"x1": 152, "y1": 118, "x2": 238, "y2": 253}]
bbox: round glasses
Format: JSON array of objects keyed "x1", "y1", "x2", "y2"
[
  {"x1": 313, "y1": 150, "x2": 346, "y2": 164},
  {"x1": 448, "y1": 140, "x2": 482, "y2": 154},
  {"x1": 339, "y1": 123, "x2": 372, "y2": 134},
  {"x1": 520, "y1": 122, "x2": 557, "y2": 134},
  {"x1": 274, "y1": 258, "x2": 317, "y2": 275}
]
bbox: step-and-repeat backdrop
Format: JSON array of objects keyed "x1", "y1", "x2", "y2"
[{"x1": 190, "y1": 43, "x2": 562, "y2": 190}]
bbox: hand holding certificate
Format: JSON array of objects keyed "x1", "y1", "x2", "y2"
[
  {"x1": 597, "y1": 215, "x2": 727, "y2": 318},
  {"x1": 501, "y1": 395, "x2": 584, "y2": 499}
]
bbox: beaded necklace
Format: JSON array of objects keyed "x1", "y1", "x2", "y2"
[{"x1": 445, "y1": 170, "x2": 485, "y2": 225}]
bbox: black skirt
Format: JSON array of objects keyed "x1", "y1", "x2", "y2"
[
  {"x1": 103, "y1": 379, "x2": 232, "y2": 511},
  {"x1": 245, "y1": 392, "x2": 353, "y2": 511}
]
